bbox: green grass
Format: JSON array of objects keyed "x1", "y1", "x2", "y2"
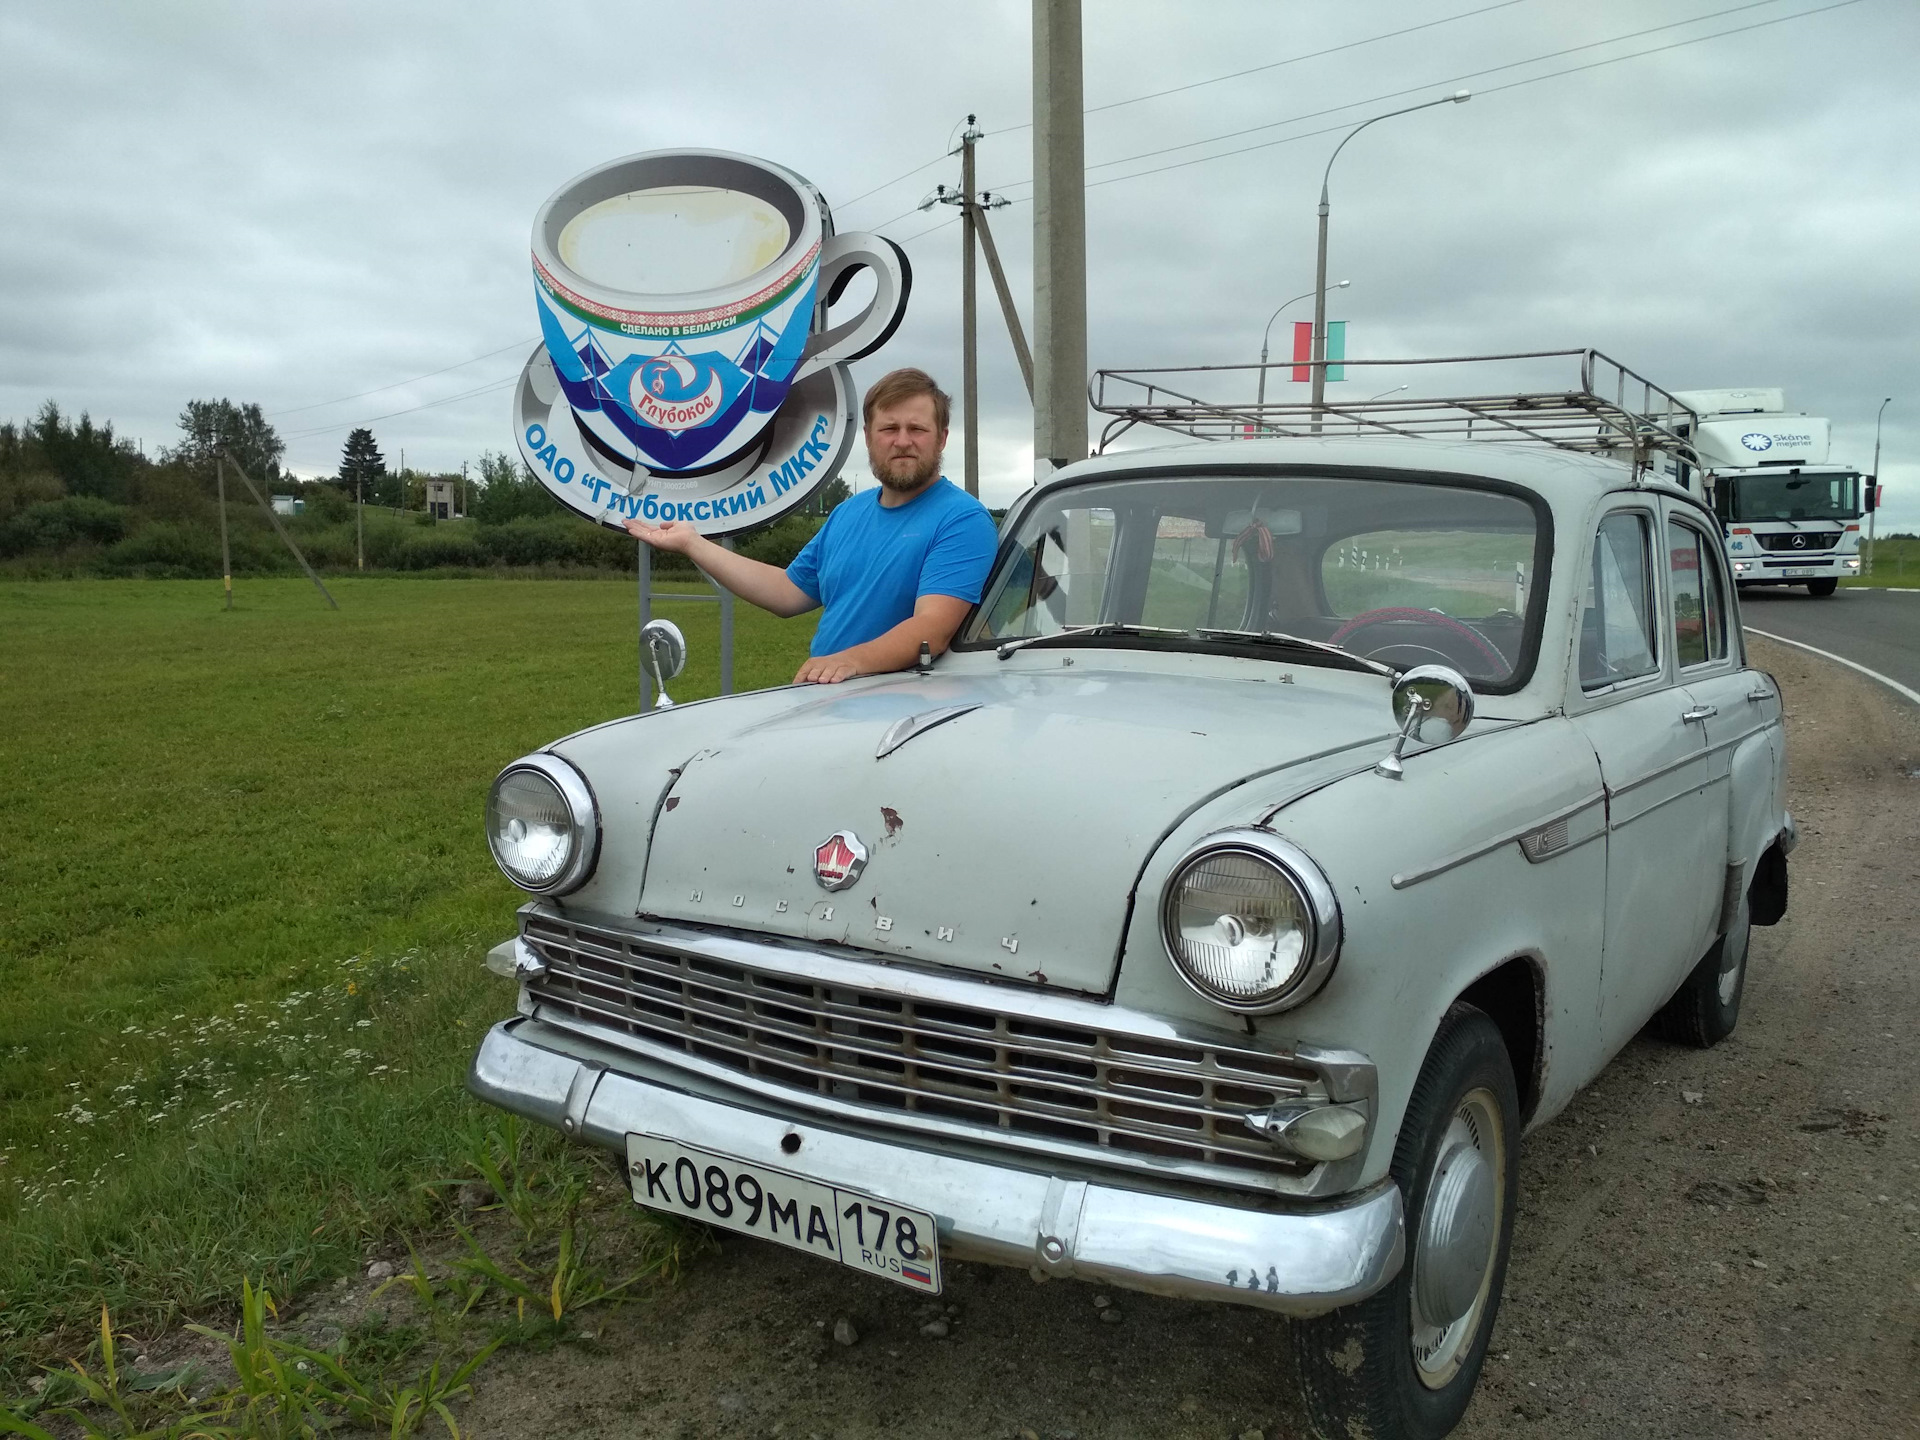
[
  {"x1": 0, "y1": 577, "x2": 817, "y2": 1380},
  {"x1": 1846, "y1": 533, "x2": 1920, "y2": 588}
]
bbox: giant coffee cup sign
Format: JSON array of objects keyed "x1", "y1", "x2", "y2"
[{"x1": 513, "y1": 149, "x2": 910, "y2": 536}]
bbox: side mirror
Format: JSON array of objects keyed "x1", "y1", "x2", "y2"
[
  {"x1": 1864, "y1": 478, "x2": 1877, "y2": 513},
  {"x1": 641, "y1": 619, "x2": 688, "y2": 709},
  {"x1": 1375, "y1": 664, "x2": 1475, "y2": 779}
]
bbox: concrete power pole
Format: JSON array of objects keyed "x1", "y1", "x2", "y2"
[
  {"x1": 1032, "y1": 0, "x2": 1087, "y2": 480},
  {"x1": 962, "y1": 116, "x2": 981, "y2": 497}
]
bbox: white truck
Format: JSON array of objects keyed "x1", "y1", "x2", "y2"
[{"x1": 1665, "y1": 388, "x2": 1873, "y2": 597}]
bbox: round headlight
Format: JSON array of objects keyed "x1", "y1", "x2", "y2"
[
  {"x1": 1160, "y1": 830, "x2": 1340, "y2": 1013},
  {"x1": 486, "y1": 754, "x2": 599, "y2": 895}
]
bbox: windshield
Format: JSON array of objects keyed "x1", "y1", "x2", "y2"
[
  {"x1": 1722, "y1": 471, "x2": 1860, "y2": 523},
  {"x1": 961, "y1": 471, "x2": 1547, "y2": 690}
]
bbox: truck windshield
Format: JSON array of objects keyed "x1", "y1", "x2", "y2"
[
  {"x1": 959, "y1": 470, "x2": 1547, "y2": 691},
  {"x1": 1724, "y1": 471, "x2": 1859, "y2": 522}
]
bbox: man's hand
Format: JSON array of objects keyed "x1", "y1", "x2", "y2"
[
  {"x1": 794, "y1": 651, "x2": 866, "y2": 685},
  {"x1": 623, "y1": 518, "x2": 704, "y2": 555}
]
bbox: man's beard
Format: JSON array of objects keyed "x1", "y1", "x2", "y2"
[{"x1": 869, "y1": 448, "x2": 942, "y2": 493}]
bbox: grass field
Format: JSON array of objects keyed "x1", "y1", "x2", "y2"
[
  {"x1": 1846, "y1": 533, "x2": 1919, "y2": 587},
  {"x1": 0, "y1": 577, "x2": 817, "y2": 1383}
]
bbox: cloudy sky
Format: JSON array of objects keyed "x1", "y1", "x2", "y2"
[{"x1": 4, "y1": 0, "x2": 1917, "y2": 529}]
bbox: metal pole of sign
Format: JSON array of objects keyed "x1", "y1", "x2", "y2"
[
  {"x1": 719, "y1": 537, "x2": 736, "y2": 695},
  {"x1": 638, "y1": 539, "x2": 653, "y2": 711},
  {"x1": 216, "y1": 456, "x2": 233, "y2": 610},
  {"x1": 637, "y1": 534, "x2": 734, "y2": 713}
]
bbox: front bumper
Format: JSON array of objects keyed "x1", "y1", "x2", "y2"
[{"x1": 470, "y1": 1017, "x2": 1405, "y2": 1317}]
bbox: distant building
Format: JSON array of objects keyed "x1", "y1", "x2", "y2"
[
  {"x1": 271, "y1": 495, "x2": 305, "y2": 517},
  {"x1": 425, "y1": 478, "x2": 460, "y2": 520}
]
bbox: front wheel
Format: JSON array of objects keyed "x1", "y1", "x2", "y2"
[
  {"x1": 1289, "y1": 1005, "x2": 1520, "y2": 1440},
  {"x1": 1807, "y1": 578, "x2": 1838, "y2": 596}
]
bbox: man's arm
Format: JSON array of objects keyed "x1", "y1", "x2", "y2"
[
  {"x1": 794, "y1": 593, "x2": 974, "y2": 684},
  {"x1": 623, "y1": 518, "x2": 816, "y2": 617}
]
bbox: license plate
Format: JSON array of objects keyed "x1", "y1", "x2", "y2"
[
  {"x1": 1782, "y1": 567, "x2": 1815, "y2": 577},
  {"x1": 626, "y1": 1135, "x2": 942, "y2": 1294}
]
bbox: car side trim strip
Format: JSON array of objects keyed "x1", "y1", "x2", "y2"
[{"x1": 1391, "y1": 792, "x2": 1606, "y2": 891}]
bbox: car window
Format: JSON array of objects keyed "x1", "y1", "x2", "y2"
[
  {"x1": 980, "y1": 506, "x2": 1115, "y2": 636},
  {"x1": 1143, "y1": 514, "x2": 1254, "y2": 631},
  {"x1": 1667, "y1": 520, "x2": 1728, "y2": 668},
  {"x1": 1322, "y1": 529, "x2": 1535, "y2": 620},
  {"x1": 1580, "y1": 511, "x2": 1659, "y2": 690},
  {"x1": 962, "y1": 473, "x2": 1545, "y2": 690}
]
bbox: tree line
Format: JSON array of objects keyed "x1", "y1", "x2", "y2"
[{"x1": 0, "y1": 399, "x2": 845, "y2": 577}]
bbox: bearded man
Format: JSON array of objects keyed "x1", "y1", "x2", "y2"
[{"x1": 624, "y1": 368, "x2": 999, "y2": 684}]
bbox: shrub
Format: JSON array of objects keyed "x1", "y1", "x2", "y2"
[
  {"x1": 0, "y1": 496, "x2": 130, "y2": 556},
  {"x1": 99, "y1": 520, "x2": 224, "y2": 576},
  {"x1": 395, "y1": 528, "x2": 487, "y2": 570}
]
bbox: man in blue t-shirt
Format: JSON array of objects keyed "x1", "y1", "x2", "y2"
[{"x1": 625, "y1": 368, "x2": 999, "y2": 684}]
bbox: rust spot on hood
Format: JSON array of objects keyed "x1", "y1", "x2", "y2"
[
  {"x1": 881, "y1": 806, "x2": 904, "y2": 838},
  {"x1": 664, "y1": 796, "x2": 680, "y2": 811}
]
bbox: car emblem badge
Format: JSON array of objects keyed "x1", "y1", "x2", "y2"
[
  {"x1": 1791, "y1": 535, "x2": 1806, "y2": 548},
  {"x1": 813, "y1": 830, "x2": 868, "y2": 891}
]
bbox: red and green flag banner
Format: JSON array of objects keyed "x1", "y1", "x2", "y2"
[{"x1": 1291, "y1": 320, "x2": 1346, "y2": 383}]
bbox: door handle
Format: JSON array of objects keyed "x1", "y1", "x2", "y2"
[
  {"x1": 1681, "y1": 705, "x2": 1718, "y2": 723},
  {"x1": 1745, "y1": 685, "x2": 1772, "y2": 703}
]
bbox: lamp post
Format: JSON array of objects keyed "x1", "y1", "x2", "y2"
[
  {"x1": 1357, "y1": 383, "x2": 1408, "y2": 432},
  {"x1": 1869, "y1": 396, "x2": 1892, "y2": 574},
  {"x1": 1258, "y1": 281, "x2": 1346, "y2": 408},
  {"x1": 1312, "y1": 91, "x2": 1470, "y2": 426}
]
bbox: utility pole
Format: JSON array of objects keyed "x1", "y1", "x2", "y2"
[
  {"x1": 1869, "y1": 396, "x2": 1892, "y2": 574},
  {"x1": 925, "y1": 119, "x2": 1033, "y2": 496},
  {"x1": 355, "y1": 474, "x2": 365, "y2": 571},
  {"x1": 216, "y1": 456, "x2": 233, "y2": 609},
  {"x1": 1032, "y1": 0, "x2": 1087, "y2": 479},
  {"x1": 962, "y1": 116, "x2": 980, "y2": 496}
]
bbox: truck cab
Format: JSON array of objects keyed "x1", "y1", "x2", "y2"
[{"x1": 1666, "y1": 388, "x2": 1870, "y2": 597}]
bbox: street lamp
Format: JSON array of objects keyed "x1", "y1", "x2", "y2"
[
  {"x1": 1869, "y1": 396, "x2": 1892, "y2": 573},
  {"x1": 1357, "y1": 383, "x2": 1408, "y2": 432},
  {"x1": 1258, "y1": 281, "x2": 1347, "y2": 408},
  {"x1": 1311, "y1": 90, "x2": 1470, "y2": 425}
]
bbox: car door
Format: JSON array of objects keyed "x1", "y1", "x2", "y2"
[
  {"x1": 1662, "y1": 503, "x2": 1777, "y2": 921},
  {"x1": 1569, "y1": 505, "x2": 1728, "y2": 1054}
]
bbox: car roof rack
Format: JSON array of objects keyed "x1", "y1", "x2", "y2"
[{"x1": 1089, "y1": 349, "x2": 1699, "y2": 480}]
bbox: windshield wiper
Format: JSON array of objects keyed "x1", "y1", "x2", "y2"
[
  {"x1": 995, "y1": 623, "x2": 1191, "y2": 659},
  {"x1": 1194, "y1": 627, "x2": 1396, "y2": 677}
]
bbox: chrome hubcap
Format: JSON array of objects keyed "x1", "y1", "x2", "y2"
[{"x1": 1410, "y1": 1088, "x2": 1505, "y2": 1388}]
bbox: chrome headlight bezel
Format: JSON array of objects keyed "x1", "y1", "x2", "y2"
[
  {"x1": 1159, "y1": 828, "x2": 1342, "y2": 1014},
  {"x1": 485, "y1": 753, "x2": 600, "y2": 896}
]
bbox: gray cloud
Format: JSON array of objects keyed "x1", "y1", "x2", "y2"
[{"x1": 2, "y1": 0, "x2": 1914, "y2": 528}]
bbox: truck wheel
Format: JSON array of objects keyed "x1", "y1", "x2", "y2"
[
  {"x1": 1288, "y1": 1005, "x2": 1519, "y2": 1440},
  {"x1": 1807, "y1": 578, "x2": 1838, "y2": 596},
  {"x1": 1652, "y1": 891, "x2": 1749, "y2": 1047}
]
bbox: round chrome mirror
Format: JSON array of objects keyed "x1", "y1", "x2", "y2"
[
  {"x1": 1393, "y1": 664, "x2": 1475, "y2": 744},
  {"x1": 641, "y1": 618, "x2": 688, "y2": 708},
  {"x1": 1376, "y1": 665, "x2": 1475, "y2": 779}
]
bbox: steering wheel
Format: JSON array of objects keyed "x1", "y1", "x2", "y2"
[{"x1": 1328, "y1": 606, "x2": 1508, "y2": 672}]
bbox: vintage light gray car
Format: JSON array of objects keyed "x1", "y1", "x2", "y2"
[{"x1": 470, "y1": 395, "x2": 1792, "y2": 1438}]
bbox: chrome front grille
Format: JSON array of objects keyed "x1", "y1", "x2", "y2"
[{"x1": 522, "y1": 916, "x2": 1320, "y2": 1182}]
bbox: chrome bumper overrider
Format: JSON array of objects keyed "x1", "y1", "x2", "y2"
[{"x1": 470, "y1": 1018, "x2": 1405, "y2": 1317}]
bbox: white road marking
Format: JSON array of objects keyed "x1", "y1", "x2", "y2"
[{"x1": 1744, "y1": 627, "x2": 1920, "y2": 707}]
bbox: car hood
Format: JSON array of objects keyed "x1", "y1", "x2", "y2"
[{"x1": 623, "y1": 661, "x2": 1394, "y2": 996}]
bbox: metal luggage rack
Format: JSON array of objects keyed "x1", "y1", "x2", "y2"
[{"x1": 1090, "y1": 349, "x2": 1700, "y2": 477}]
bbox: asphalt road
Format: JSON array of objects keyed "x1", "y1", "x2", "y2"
[{"x1": 1741, "y1": 586, "x2": 1920, "y2": 700}]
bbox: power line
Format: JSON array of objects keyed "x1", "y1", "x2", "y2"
[
  {"x1": 281, "y1": 374, "x2": 519, "y2": 442},
  {"x1": 266, "y1": 337, "x2": 535, "y2": 417},
  {"x1": 995, "y1": 0, "x2": 1856, "y2": 195},
  {"x1": 995, "y1": 0, "x2": 1538, "y2": 138}
]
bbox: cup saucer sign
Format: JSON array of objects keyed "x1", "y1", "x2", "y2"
[{"x1": 514, "y1": 149, "x2": 911, "y2": 536}]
